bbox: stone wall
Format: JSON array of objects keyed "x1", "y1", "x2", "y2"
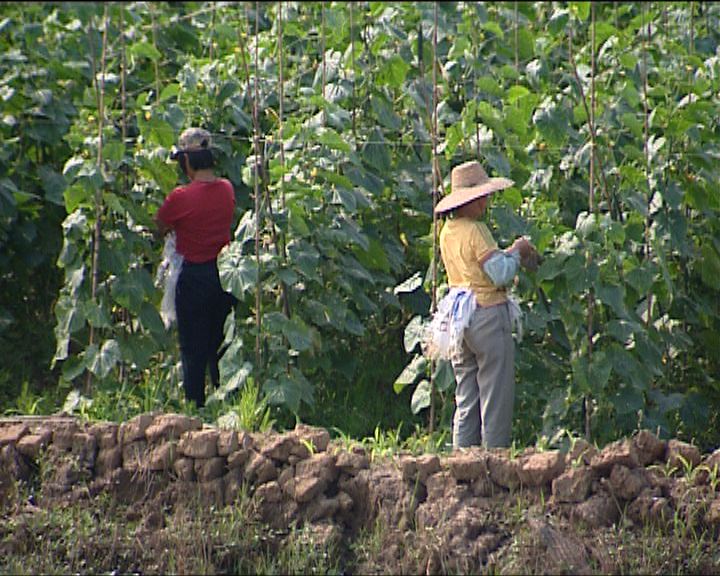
[{"x1": 2, "y1": 413, "x2": 720, "y2": 544}]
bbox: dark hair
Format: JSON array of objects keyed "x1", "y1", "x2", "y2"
[{"x1": 184, "y1": 149, "x2": 214, "y2": 170}]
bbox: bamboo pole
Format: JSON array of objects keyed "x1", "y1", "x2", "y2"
[
  {"x1": 429, "y1": 1, "x2": 439, "y2": 435},
  {"x1": 86, "y1": 6, "x2": 109, "y2": 394},
  {"x1": 567, "y1": 32, "x2": 614, "y2": 220},
  {"x1": 278, "y1": 1, "x2": 285, "y2": 210},
  {"x1": 641, "y1": 4, "x2": 653, "y2": 328},
  {"x1": 235, "y1": 4, "x2": 264, "y2": 376},
  {"x1": 350, "y1": 2, "x2": 356, "y2": 141},
  {"x1": 149, "y1": 4, "x2": 161, "y2": 104},
  {"x1": 276, "y1": 2, "x2": 290, "y2": 319},
  {"x1": 253, "y1": 2, "x2": 262, "y2": 374},
  {"x1": 584, "y1": 2, "x2": 597, "y2": 442},
  {"x1": 119, "y1": 6, "x2": 129, "y2": 387},
  {"x1": 321, "y1": 3, "x2": 326, "y2": 125},
  {"x1": 514, "y1": 1, "x2": 519, "y2": 72}
]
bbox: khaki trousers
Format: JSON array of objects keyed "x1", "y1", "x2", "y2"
[{"x1": 451, "y1": 302, "x2": 515, "y2": 449}]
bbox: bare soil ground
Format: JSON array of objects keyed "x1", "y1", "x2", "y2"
[{"x1": 1, "y1": 415, "x2": 720, "y2": 574}]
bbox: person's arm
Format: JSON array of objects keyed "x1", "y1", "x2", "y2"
[
  {"x1": 482, "y1": 237, "x2": 537, "y2": 287},
  {"x1": 154, "y1": 213, "x2": 171, "y2": 236},
  {"x1": 483, "y1": 250, "x2": 520, "y2": 287},
  {"x1": 154, "y1": 190, "x2": 178, "y2": 239}
]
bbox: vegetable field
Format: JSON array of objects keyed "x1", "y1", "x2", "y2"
[{"x1": 1, "y1": 2, "x2": 719, "y2": 450}]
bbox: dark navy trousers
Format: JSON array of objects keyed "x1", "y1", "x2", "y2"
[{"x1": 175, "y1": 260, "x2": 234, "y2": 407}]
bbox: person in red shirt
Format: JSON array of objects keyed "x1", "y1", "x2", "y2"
[{"x1": 156, "y1": 127, "x2": 235, "y2": 407}]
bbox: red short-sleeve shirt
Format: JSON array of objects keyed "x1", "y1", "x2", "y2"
[{"x1": 157, "y1": 178, "x2": 235, "y2": 263}]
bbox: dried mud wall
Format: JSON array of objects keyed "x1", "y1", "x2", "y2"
[{"x1": 2, "y1": 413, "x2": 720, "y2": 548}]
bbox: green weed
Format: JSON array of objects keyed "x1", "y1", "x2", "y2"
[
  {"x1": 215, "y1": 377, "x2": 275, "y2": 433},
  {"x1": 3, "y1": 381, "x2": 46, "y2": 416}
]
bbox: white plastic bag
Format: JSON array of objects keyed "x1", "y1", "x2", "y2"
[{"x1": 155, "y1": 232, "x2": 184, "y2": 329}]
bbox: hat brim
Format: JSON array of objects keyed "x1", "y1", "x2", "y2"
[{"x1": 434, "y1": 177, "x2": 514, "y2": 214}]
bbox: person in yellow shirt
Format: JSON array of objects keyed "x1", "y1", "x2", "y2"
[{"x1": 431, "y1": 160, "x2": 537, "y2": 449}]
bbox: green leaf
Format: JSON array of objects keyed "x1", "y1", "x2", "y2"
[
  {"x1": 700, "y1": 244, "x2": 720, "y2": 290},
  {"x1": 533, "y1": 99, "x2": 569, "y2": 148},
  {"x1": 394, "y1": 272, "x2": 423, "y2": 294},
  {"x1": 84, "y1": 339, "x2": 121, "y2": 379},
  {"x1": 570, "y1": 2, "x2": 590, "y2": 21},
  {"x1": 481, "y1": 21, "x2": 504, "y2": 39},
  {"x1": 218, "y1": 245, "x2": 259, "y2": 298},
  {"x1": 394, "y1": 354, "x2": 427, "y2": 394},
  {"x1": 377, "y1": 54, "x2": 410, "y2": 89},
  {"x1": 607, "y1": 319, "x2": 639, "y2": 343},
  {"x1": 548, "y1": 8, "x2": 569, "y2": 34},
  {"x1": 316, "y1": 127, "x2": 350, "y2": 153},
  {"x1": 371, "y1": 94, "x2": 402, "y2": 130},
  {"x1": 143, "y1": 117, "x2": 175, "y2": 148},
  {"x1": 575, "y1": 211, "x2": 598, "y2": 239},
  {"x1": 595, "y1": 283, "x2": 627, "y2": 318},
  {"x1": 411, "y1": 379, "x2": 432, "y2": 414},
  {"x1": 38, "y1": 166, "x2": 67, "y2": 206},
  {"x1": 130, "y1": 41, "x2": 162, "y2": 61},
  {"x1": 288, "y1": 208, "x2": 311, "y2": 237},
  {"x1": 139, "y1": 302, "x2": 167, "y2": 337},
  {"x1": 61, "y1": 356, "x2": 86, "y2": 382},
  {"x1": 263, "y1": 367, "x2": 314, "y2": 412},
  {"x1": 118, "y1": 333, "x2": 155, "y2": 371},
  {"x1": 477, "y1": 76, "x2": 504, "y2": 98},
  {"x1": 537, "y1": 253, "x2": 570, "y2": 282},
  {"x1": 433, "y1": 359, "x2": 455, "y2": 392},
  {"x1": 63, "y1": 183, "x2": 91, "y2": 213},
  {"x1": 625, "y1": 261, "x2": 655, "y2": 294},
  {"x1": 159, "y1": 83, "x2": 181, "y2": 102},
  {"x1": 344, "y1": 164, "x2": 384, "y2": 195},
  {"x1": 209, "y1": 361, "x2": 252, "y2": 404},
  {"x1": 265, "y1": 312, "x2": 315, "y2": 352},
  {"x1": 287, "y1": 241, "x2": 321, "y2": 281},
  {"x1": 362, "y1": 128, "x2": 391, "y2": 173},
  {"x1": 103, "y1": 140, "x2": 125, "y2": 164},
  {"x1": 613, "y1": 384, "x2": 645, "y2": 417},
  {"x1": 571, "y1": 355, "x2": 590, "y2": 394},
  {"x1": 403, "y1": 315, "x2": 425, "y2": 354},
  {"x1": 588, "y1": 350, "x2": 612, "y2": 390},
  {"x1": 112, "y1": 269, "x2": 152, "y2": 313},
  {"x1": 354, "y1": 237, "x2": 390, "y2": 273},
  {"x1": 83, "y1": 299, "x2": 112, "y2": 329},
  {"x1": 517, "y1": 28, "x2": 535, "y2": 60}
]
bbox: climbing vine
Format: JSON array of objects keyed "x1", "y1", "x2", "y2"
[{"x1": 0, "y1": 2, "x2": 719, "y2": 448}]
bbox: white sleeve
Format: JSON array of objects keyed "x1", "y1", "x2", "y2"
[{"x1": 483, "y1": 250, "x2": 520, "y2": 287}]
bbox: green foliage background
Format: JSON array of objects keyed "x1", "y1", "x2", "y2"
[{"x1": 0, "y1": 2, "x2": 718, "y2": 449}]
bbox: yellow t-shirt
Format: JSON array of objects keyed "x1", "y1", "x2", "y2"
[{"x1": 439, "y1": 217, "x2": 508, "y2": 307}]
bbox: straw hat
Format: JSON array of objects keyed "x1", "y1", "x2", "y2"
[{"x1": 435, "y1": 161, "x2": 514, "y2": 214}]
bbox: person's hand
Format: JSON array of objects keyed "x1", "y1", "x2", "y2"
[
  {"x1": 511, "y1": 237, "x2": 539, "y2": 271},
  {"x1": 511, "y1": 237, "x2": 532, "y2": 259}
]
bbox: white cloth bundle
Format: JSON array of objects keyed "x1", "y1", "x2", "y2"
[
  {"x1": 423, "y1": 288, "x2": 477, "y2": 361},
  {"x1": 424, "y1": 289, "x2": 525, "y2": 361},
  {"x1": 506, "y1": 294, "x2": 524, "y2": 343},
  {"x1": 155, "y1": 231, "x2": 184, "y2": 329}
]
